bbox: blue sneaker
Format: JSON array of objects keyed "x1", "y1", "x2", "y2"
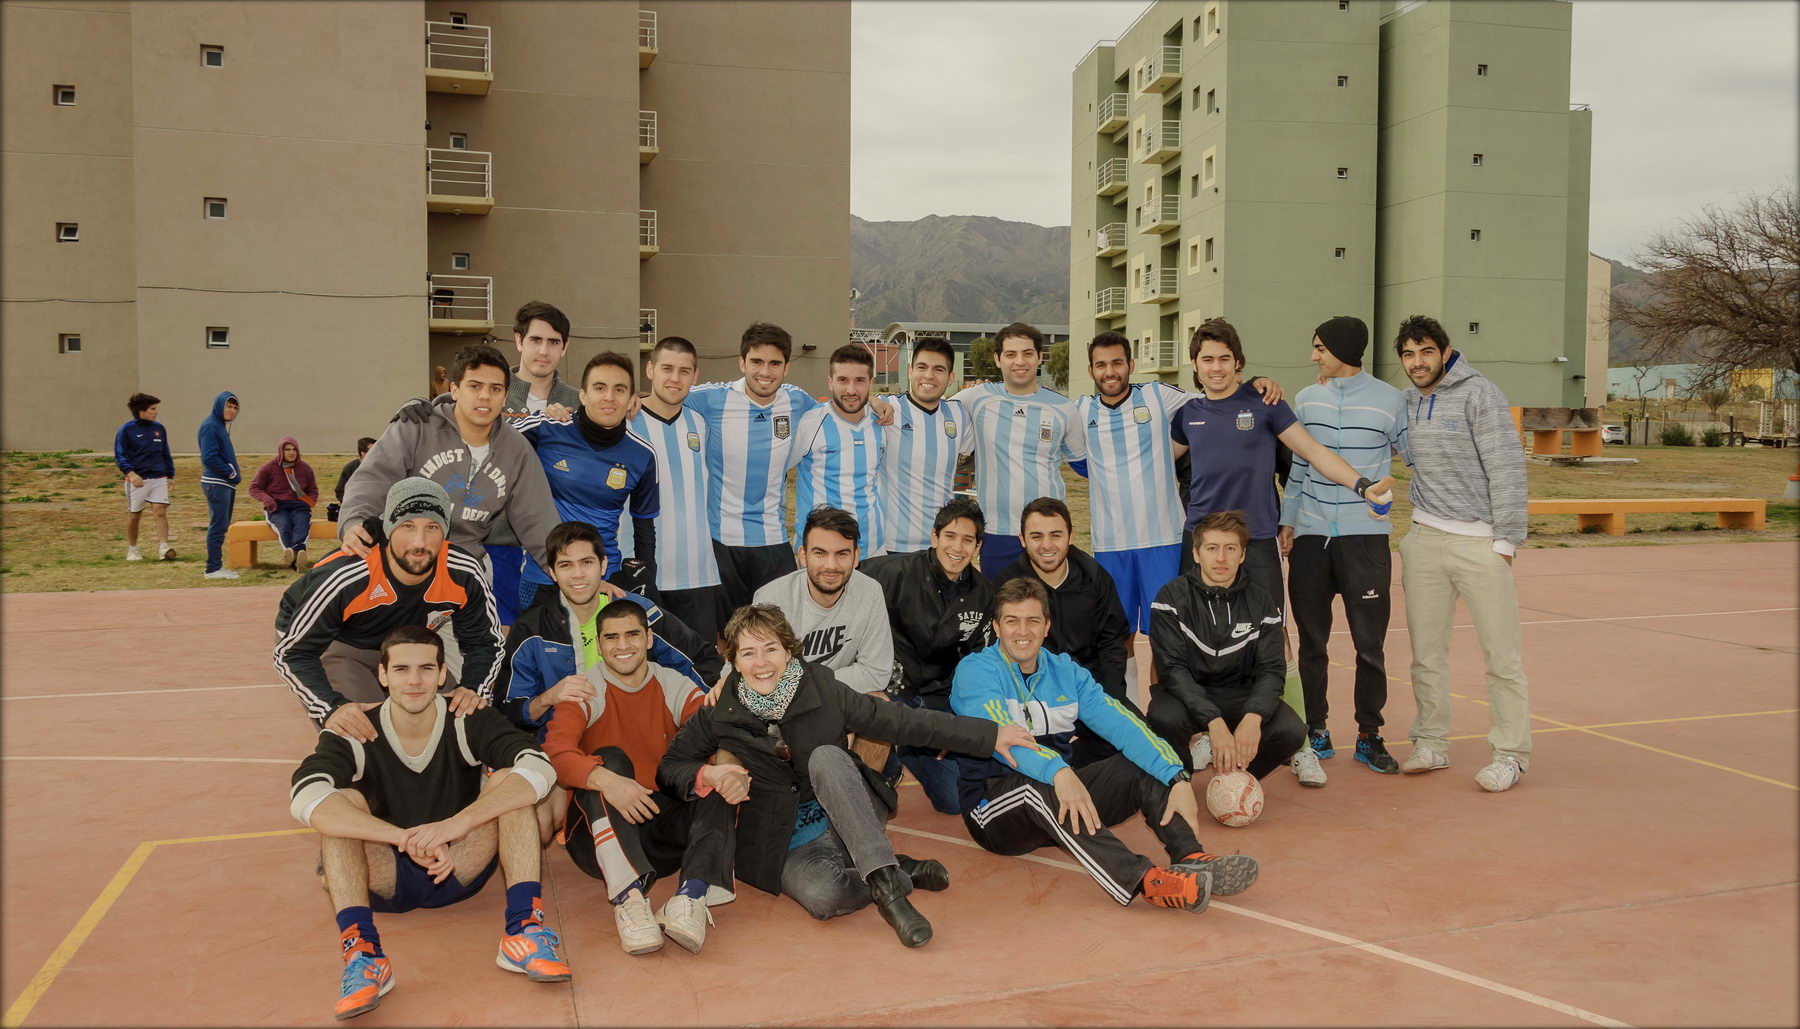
[
  {"x1": 496, "y1": 906, "x2": 571, "y2": 983},
  {"x1": 334, "y1": 929, "x2": 393, "y2": 1021},
  {"x1": 1355, "y1": 733, "x2": 1399, "y2": 774},
  {"x1": 1308, "y1": 729, "x2": 1335, "y2": 760}
]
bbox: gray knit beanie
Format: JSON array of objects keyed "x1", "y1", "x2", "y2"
[{"x1": 383, "y1": 477, "x2": 451, "y2": 538}]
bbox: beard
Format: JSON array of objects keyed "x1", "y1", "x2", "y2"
[{"x1": 398, "y1": 548, "x2": 435, "y2": 576}]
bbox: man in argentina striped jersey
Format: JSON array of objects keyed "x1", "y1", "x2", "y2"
[
  {"x1": 788, "y1": 344, "x2": 888, "y2": 559},
  {"x1": 948, "y1": 322, "x2": 1087, "y2": 573},
  {"x1": 874, "y1": 337, "x2": 973, "y2": 555}
]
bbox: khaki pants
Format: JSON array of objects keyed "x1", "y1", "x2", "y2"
[{"x1": 1398, "y1": 523, "x2": 1531, "y2": 768}]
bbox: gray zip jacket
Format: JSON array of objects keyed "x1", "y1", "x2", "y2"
[
  {"x1": 340, "y1": 396, "x2": 561, "y2": 569},
  {"x1": 1402, "y1": 353, "x2": 1528, "y2": 547}
]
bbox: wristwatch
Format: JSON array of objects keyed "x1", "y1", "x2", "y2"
[{"x1": 1171, "y1": 768, "x2": 1193, "y2": 783}]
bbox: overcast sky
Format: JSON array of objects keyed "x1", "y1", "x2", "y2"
[{"x1": 849, "y1": 0, "x2": 1798, "y2": 260}]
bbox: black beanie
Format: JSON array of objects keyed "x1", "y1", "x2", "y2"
[{"x1": 1314, "y1": 315, "x2": 1368, "y2": 368}]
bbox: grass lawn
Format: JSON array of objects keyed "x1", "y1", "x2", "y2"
[{"x1": 3, "y1": 445, "x2": 1795, "y2": 593}]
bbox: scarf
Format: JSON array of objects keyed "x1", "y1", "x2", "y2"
[
  {"x1": 736, "y1": 659, "x2": 804, "y2": 721},
  {"x1": 577, "y1": 407, "x2": 628, "y2": 451},
  {"x1": 282, "y1": 461, "x2": 304, "y2": 499}
]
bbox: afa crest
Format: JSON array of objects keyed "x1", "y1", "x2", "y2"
[
  {"x1": 1235, "y1": 409, "x2": 1255, "y2": 431},
  {"x1": 944, "y1": 420, "x2": 958, "y2": 438},
  {"x1": 1134, "y1": 407, "x2": 1151, "y2": 424},
  {"x1": 606, "y1": 465, "x2": 628, "y2": 490},
  {"x1": 686, "y1": 431, "x2": 701, "y2": 452},
  {"x1": 1038, "y1": 424, "x2": 1053, "y2": 443},
  {"x1": 773, "y1": 415, "x2": 790, "y2": 440}
]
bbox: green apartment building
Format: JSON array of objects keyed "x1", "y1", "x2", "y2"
[{"x1": 1069, "y1": 0, "x2": 1591, "y2": 407}]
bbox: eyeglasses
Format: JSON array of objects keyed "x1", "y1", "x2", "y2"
[{"x1": 765, "y1": 722, "x2": 792, "y2": 762}]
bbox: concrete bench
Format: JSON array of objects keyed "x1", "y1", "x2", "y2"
[
  {"x1": 1527, "y1": 498, "x2": 1766, "y2": 536},
  {"x1": 226, "y1": 520, "x2": 340, "y2": 568}
]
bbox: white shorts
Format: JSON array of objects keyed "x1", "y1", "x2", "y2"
[{"x1": 124, "y1": 476, "x2": 170, "y2": 512}]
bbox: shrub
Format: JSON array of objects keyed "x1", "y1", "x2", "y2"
[
  {"x1": 1659, "y1": 424, "x2": 1695, "y2": 446},
  {"x1": 1700, "y1": 428, "x2": 1725, "y2": 447}
]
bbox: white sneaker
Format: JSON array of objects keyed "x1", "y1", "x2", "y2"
[
  {"x1": 280, "y1": 546, "x2": 297, "y2": 569},
  {"x1": 1475, "y1": 755, "x2": 1524, "y2": 793},
  {"x1": 658, "y1": 893, "x2": 713, "y2": 954},
  {"x1": 125, "y1": 546, "x2": 143, "y2": 562},
  {"x1": 203, "y1": 568, "x2": 240, "y2": 580},
  {"x1": 1291, "y1": 747, "x2": 1327, "y2": 787},
  {"x1": 1189, "y1": 734, "x2": 1212, "y2": 772},
  {"x1": 158, "y1": 542, "x2": 176, "y2": 561},
  {"x1": 1402, "y1": 746, "x2": 1449, "y2": 774},
  {"x1": 703, "y1": 884, "x2": 736, "y2": 907},
  {"x1": 613, "y1": 891, "x2": 664, "y2": 955}
]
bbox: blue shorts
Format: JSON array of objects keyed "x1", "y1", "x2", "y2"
[
  {"x1": 979, "y1": 534, "x2": 1023, "y2": 577},
  {"x1": 1095, "y1": 544, "x2": 1182, "y2": 633},
  {"x1": 370, "y1": 850, "x2": 498, "y2": 914},
  {"x1": 484, "y1": 544, "x2": 524, "y2": 627}
]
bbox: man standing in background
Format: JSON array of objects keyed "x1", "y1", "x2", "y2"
[
  {"x1": 198, "y1": 391, "x2": 241, "y2": 579},
  {"x1": 116, "y1": 392, "x2": 176, "y2": 563}
]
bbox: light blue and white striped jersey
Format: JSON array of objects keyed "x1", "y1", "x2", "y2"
[
  {"x1": 787, "y1": 405, "x2": 887, "y2": 559},
  {"x1": 949, "y1": 382, "x2": 1087, "y2": 540},
  {"x1": 1075, "y1": 383, "x2": 1188, "y2": 553},
  {"x1": 687, "y1": 379, "x2": 820, "y2": 547},
  {"x1": 626, "y1": 405, "x2": 722, "y2": 591},
  {"x1": 875, "y1": 392, "x2": 974, "y2": 554}
]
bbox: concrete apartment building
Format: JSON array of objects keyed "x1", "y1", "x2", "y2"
[
  {"x1": 2, "y1": 0, "x2": 849, "y2": 453},
  {"x1": 1069, "y1": 0, "x2": 1591, "y2": 407}
]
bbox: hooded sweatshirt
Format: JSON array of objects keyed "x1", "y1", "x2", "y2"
[
  {"x1": 338, "y1": 395, "x2": 560, "y2": 569},
  {"x1": 248, "y1": 437, "x2": 319, "y2": 511},
  {"x1": 197, "y1": 391, "x2": 240, "y2": 489},
  {"x1": 1401, "y1": 352, "x2": 1528, "y2": 552}
]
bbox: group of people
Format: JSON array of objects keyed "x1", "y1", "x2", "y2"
[{"x1": 254, "y1": 301, "x2": 1530, "y2": 1020}]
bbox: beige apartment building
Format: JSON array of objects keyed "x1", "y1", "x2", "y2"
[{"x1": 2, "y1": 0, "x2": 850, "y2": 453}]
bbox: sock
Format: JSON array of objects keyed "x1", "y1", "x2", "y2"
[
  {"x1": 335, "y1": 906, "x2": 382, "y2": 957},
  {"x1": 504, "y1": 882, "x2": 541, "y2": 936},
  {"x1": 677, "y1": 877, "x2": 708, "y2": 900},
  {"x1": 610, "y1": 873, "x2": 650, "y2": 906}
]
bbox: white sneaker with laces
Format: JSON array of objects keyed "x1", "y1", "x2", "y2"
[
  {"x1": 158, "y1": 542, "x2": 176, "y2": 561},
  {"x1": 1189, "y1": 735, "x2": 1212, "y2": 773},
  {"x1": 1402, "y1": 746, "x2": 1449, "y2": 774},
  {"x1": 659, "y1": 893, "x2": 713, "y2": 954},
  {"x1": 1475, "y1": 755, "x2": 1524, "y2": 793},
  {"x1": 204, "y1": 568, "x2": 240, "y2": 580},
  {"x1": 1291, "y1": 747, "x2": 1327, "y2": 787},
  {"x1": 126, "y1": 546, "x2": 143, "y2": 562},
  {"x1": 613, "y1": 892, "x2": 664, "y2": 955}
]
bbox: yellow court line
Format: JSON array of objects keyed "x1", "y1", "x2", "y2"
[
  {"x1": 1445, "y1": 707, "x2": 1800, "y2": 740},
  {"x1": 2, "y1": 827, "x2": 315, "y2": 1028}
]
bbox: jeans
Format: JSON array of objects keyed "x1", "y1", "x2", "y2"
[
  {"x1": 779, "y1": 746, "x2": 904, "y2": 920},
  {"x1": 203, "y1": 484, "x2": 236, "y2": 573},
  {"x1": 268, "y1": 502, "x2": 312, "y2": 552},
  {"x1": 881, "y1": 694, "x2": 963, "y2": 815}
]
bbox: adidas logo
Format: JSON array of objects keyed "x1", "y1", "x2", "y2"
[
  {"x1": 368, "y1": 584, "x2": 389, "y2": 601},
  {"x1": 754, "y1": 412, "x2": 768, "y2": 422},
  {"x1": 1361, "y1": 589, "x2": 1380, "y2": 599},
  {"x1": 1013, "y1": 408, "x2": 1026, "y2": 417},
  {"x1": 553, "y1": 459, "x2": 570, "y2": 472}
]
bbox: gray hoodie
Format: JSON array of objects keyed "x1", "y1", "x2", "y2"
[
  {"x1": 1402, "y1": 353, "x2": 1528, "y2": 547},
  {"x1": 339, "y1": 396, "x2": 560, "y2": 568}
]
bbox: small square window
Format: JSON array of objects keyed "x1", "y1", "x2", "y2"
[
  {"x1": 1338, "y1": 0, "x2": 1349, "y2": 9},
  {"x1": 1476, "y1": 63, "x2": 1488, "y2": 76},
  {"x1": 1334, "y1": 247, "x2": 1346, "y2": 259},
  {"x1": 58, "y1": 333, "x2": 82, "y2": 354},
  {"x1": 1468, "y1": 322, "x2": 1480, "y2": 335},
  {"x1": 1470, "y1": 228, "x2": 1482, "y2": 242},
  {"x1": 201, "y1": 45, "x2": 224, "y2": 67},
  {"x1": 206, "y1": 326, "x2": 230, "y2": 349},
  {"x1": 451, "y1": 252, "x2": 471, "y2": 271},
  {"x1": 204, "y1": 197, "x2": 227, "y2": 219},
  {"x1": 449, "y1": 11, "x2": 468, "y2": 25},
  {"x1": 448, "y1": 133, "x2": 468, "y2": 150},
  {"x1": 56, "y1": 222, "x2": 80, "y2": 242},
  {"x1": 1336, "y1": 75, "x2": 1348, "y2": 87},
  {"x1": 1336, "y1": 167, "x2": 1349, "y2": 179},
  {"x1": 1204, "y1": 237, "x2": 1215, "y2": 262},
  {"x1": 1472, "y1": 153, "x2": 1484, "y2": 166},
  {"x1": 54, "y1": 85, "x2": 76, "y2": 106}
]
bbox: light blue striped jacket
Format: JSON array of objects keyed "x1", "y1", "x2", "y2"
[{"x1": 1278, "y1": 371, "x2": 1410, "y2": 537}]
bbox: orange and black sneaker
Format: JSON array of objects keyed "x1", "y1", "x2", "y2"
[
  {"x1": 496, "y1": 903, "x2": 572, "y2": 983},
  {"x1": 1173, "y1": 850, "x2": 1260, "y2": 896},
  {"x1": 1141, "y1": 864, "x2": 1213, "y2": 912},
  {"x1": 335, "y1": 928, "x2": 394, "y2": 1021}
]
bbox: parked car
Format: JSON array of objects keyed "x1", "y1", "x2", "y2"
[{"x1": 1601, "y1": 424, "x2": 1626, "y2": 445}]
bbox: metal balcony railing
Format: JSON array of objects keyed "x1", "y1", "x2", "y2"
[
  {"x1": 427, "y1": 274, "x2": 493, "y2": 326},
  {"x1": 427, "y1": 148, "x2": 492, "y2": 199},
  {"x1": 1097, "y1": 157, "x2": 1128, "y2": 195},
  {"x1": 1139, "y1": 338, "x2": 1179, "y2": 372},
  {"x1": 1139, "y1": 45, "x2": 1183, "y2": 92},
  {"x1": 1139, "y1": 267, "x2": 1180, "y2": 302},
  {"x1": 1140, "y1": 119, "x2": 1180, "y2": 163},
  {"x1": 639, "y1": 111, "x2": 658, "y2": 149},
  {"x1": 426, "y1": 20, "x2": 490, "y2": 75},
  {"x1": 1146, "y1": 194, "x2": 1180, "y2": 232},
  {"x1": 1096, "y1": 222, "x2": 1127, "y2": 256},
  {"x1": 640, "y1": 308, "x2": 657, "y2": 348},
  {"x1": 1096, "y1": 92, "x2": 1129, "y2": 132},
  {"x1": 639, "y1": 210, "x2": 658, "y2": 256},
  {"x1": 639, "y1": 10, "x2": 658, "y2": 65},
  {"x1": 1095, "y1": 286, "x2": 1127, "y2": 317}
]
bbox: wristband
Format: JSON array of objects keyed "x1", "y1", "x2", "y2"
[
  {"x1": 1352, "y1": 476, "x2": 1373, "y2": 498},
  {"x1": 693, "y1": 765, "x2": 714, "y2": 798}
]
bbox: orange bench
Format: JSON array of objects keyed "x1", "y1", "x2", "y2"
[
  {"x1": 1528, "y1": 498, "x2": 1766, "y2": 536},
  {"x1": 225, "y1": 520, "x2": 340, "y2": 568}
]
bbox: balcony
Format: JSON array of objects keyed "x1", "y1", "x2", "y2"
[
  {"x1": 639, "y1": 209, "x2": 658, "y2": 259},
  {"x1": 1096, "y1": 92, "x2": 1129, "y2": 132},
  {"x1": 639, "y1": 111, "x2": 659, "y2": 163},
  {"x1": 639, "y1": 10, "x2": 657, "y2": 67},
  {"x1": 1095, "y1": 222, "x2": 1127, "y2": 257},
  {"x1": 1137, "y1": 267, "x2": 1180, "y2": 304},
  {"x1": 1138, "y1": 338, "x2": 1179, "y2": 372},
  {"x1": 425, "y1": 20, "x2": 491, "y2": 94},
  {"x1": 1144, "y1": 194, "x2": 1180, "y2": 233},
  {"x1": 426, "y1": 148, "x2": 492, "y2": 214},
  {"x1": 1094, "y1": 286, "x2": 1127, "y2": 318},
  {"x1": 1138, "y1": 45, "x2": 1182, "y2": 93},
  {"x1": 1096, "y1": 157, "x2": 1128, "y2": 196},
  {"x1": 428, "y1": 274, "x2": 493, "y2": 335},
  {"x1": 640, "y1": 308, "x2": 657, "y2": 349},
  {"x1": 1140, "y1": 119, "x2": 1180, "y2": 164}
]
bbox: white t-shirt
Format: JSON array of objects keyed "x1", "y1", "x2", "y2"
[{"x1": 524, "y1": 392, "x2": 549, "y2": 415}]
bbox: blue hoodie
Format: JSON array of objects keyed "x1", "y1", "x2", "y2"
[
  {"x1": 115, "y1": 415, "x2": 175, "y2": 480},
  {"x1": 198, "y1": 391, "x2": 240, "y2": 488}
]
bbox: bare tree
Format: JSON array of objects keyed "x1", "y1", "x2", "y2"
[{"x1": 1611, "y1": 184, "x2": 1799, "y2": 384}]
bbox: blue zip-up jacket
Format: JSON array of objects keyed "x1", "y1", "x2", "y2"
[
  {"x1": 114, "y1": 417, "x2": 175, "y2": 480},
  {"x1": 1279, "y1": 371, "x2": 1409, "y2": 538},
  {"x1": 197, "y1": 391, "x2": 241, "y2": 488},
  {"x1": 949, "y1": 645, "x2": 1183, "y2": 813}
]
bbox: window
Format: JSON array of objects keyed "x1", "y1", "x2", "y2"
[
  {"x1": 1192, "y1": 85, "x2": 1201, "y2": 109},
  {"x1": 1476, "y1": 63, "x2": 1488, "y2": 76},
  {"x1": 206, "y1": 327, "x2": 230, "y2": 349},
  {"x1": 56, "y1": 222, "x2": 79, "y2": 242},
  {"x1": 449, "y1": 133, "x2": 468, "y2": 150},
  {"x1": 204, "y1": 197, "x2": 227, "y2": 219},
  {"x1": 1192, "y1": 15, "x2": 1202, "y2": 41},
  {"x1": 1202, "y1": 147, "x2": 1215, "y2": 187},
  {"x1": 1472, "y1": 153, "x2": 1484, "y2": 166},
  {"x1": 1190, "y1": 173, "x2": 1200, "y2": 198},
  {"x1": 54, "y1": 84, "x2": 76, "y2": 106},
  {"x1": 1204, "y1": 4, "x2": 1219, "y2": 40},
  {"x1": 1470, "y1": 228, "x2": 1482, "y2": 242},
  {"x1": 201, "y1": 45, "x2": 224, "y2": 67},
  {"x1": 1467, "y1": 322, "x2": 1480, "y2": 335},
  {"x1": 1135, "y1": 205, "x2": 1143, "y2": 227},
  {"x1": 1336, "y1": 75, "x2": 1348, "y2": 87},
  {"x1": 1334, "y1": 247, "x2": 1346, "y2": 259},
  {"x1": 1144, "y1": 183, "x2": 1154, "y2": 203},
  {"x1": 1190, "y1": 242, "x2": 1200, "y2": 267},
  {"x1": 448, "y1": 11, "x2": 468, "y2": 25},
  {"x1": 59, "y1": 333, "x2": 82, "y2": 354},
  {"x1": 1336, "y1": 167, "x2": 1349, "y2": 179},
  {"x1": 1204, "y1": 237, "x2": 1215, "y2": 262},
  {"x1": 451, "y1": 252, "x2": 470, "y2": 271},
  {"x1": 1206, "y1": 89, "x2": 1217, "y2": 114},
  {"x1": 1338, "y1": 0, "x2": 1349, "y2": 9}
]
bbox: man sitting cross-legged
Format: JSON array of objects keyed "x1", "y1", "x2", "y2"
[
  {"x1": 289, "y1": 625, "x2": 569, "y2": 1022},
  {"x1": 950, "y1": 576, "x2": 1261, "y2": 912},
  {"x1": 542, "y1": 601, "x2": 736, "y2": 957}
]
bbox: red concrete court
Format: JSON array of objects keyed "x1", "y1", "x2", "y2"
[{"x1": 2, "y1": 541, "x2": 1795, "y2": 1027}]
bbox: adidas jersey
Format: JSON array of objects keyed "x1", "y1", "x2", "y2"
[
  {"x1": 949, "y1": 383, "x2": 1087, "y2": 541},
  {"x1": 1074, "y1": 383, "x2": 1188, "y2": 552},
  {"x1": 627, "y1": 406, "x2": 722, "y2": 591},
  {"x1": 515, "y1": 416, "x2": 659, "y2": 585},
  {"x1": 687, "y1": 379, "x2": 820, "y2": 547},
  {"x1": 876, "y1": 393, "x2": 974, "y2": 554},
  {"x1": 787, "y1": 405, "x2": 887, "y2": 558}
]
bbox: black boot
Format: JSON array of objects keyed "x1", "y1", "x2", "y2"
[
  {"x1": 866, "y1": 865, "x2": 932, "y2": 947},
  {"x1": 895, "y1": 854, "x2": 950, "y2": 892}
]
